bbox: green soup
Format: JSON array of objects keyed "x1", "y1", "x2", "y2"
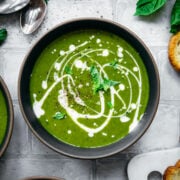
[
  {"x1": 30, "y1": 30, "x2": 149, "y2": 148},
  {"x1": 0, "y1": 89, "x2": 8, "y2": 145}
]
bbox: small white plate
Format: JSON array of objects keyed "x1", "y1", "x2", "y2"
[
  {"x1": 127, "y1": 148, "x2": 180, "y2": 180},
  {"x1": 0, "y1": 0, "x2": 30, "y2": 14}
]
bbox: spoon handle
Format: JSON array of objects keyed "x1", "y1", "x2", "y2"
[{"x1": 0, "y1": 0, "x2": 30, "y2": 14}]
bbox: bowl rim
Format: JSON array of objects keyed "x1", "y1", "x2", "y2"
[
  {"x1": 21, "y1": 176, "x2": 64, "y2": 180},
  {"x1": 18, "y1": 18, "x2": 160, "y2": 159},
  {"x1": 0, "y1": 76, "x2": 14, "y2": 157}
]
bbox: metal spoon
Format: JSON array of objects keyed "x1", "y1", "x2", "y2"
[
  {"x1": 0, "y1": 0, "x2": 30, "y2": 14},
  {"x1": 20, "y1": 0, "x2": 47, "y2": 34}
]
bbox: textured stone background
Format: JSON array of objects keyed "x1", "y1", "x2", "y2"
[{"x1": 0, "y1": 0, "x2": 179, "y2": 179}]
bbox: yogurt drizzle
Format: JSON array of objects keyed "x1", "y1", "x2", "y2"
[{"x1": 33, "y1": 38, "x2": 144, "y2": 137}]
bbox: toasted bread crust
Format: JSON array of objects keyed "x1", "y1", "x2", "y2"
[
  {"x1": 168, "y1": 32, "x2": 180, "y2": 71},
  {"x1": 163, "y1": 160, "x2": 180, "y2": 180},
  {"x1": 175, "y1": 160, "x2": 180, "y2": 168}
]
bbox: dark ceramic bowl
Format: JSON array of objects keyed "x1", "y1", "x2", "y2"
[
  {"x1": 21, "y1": 176, "x2": 64, "y2": 180},
  {"x1": 0, "y1": 76, "x2": 14, "y2": 157},
  {"x1": 18, "y1": 18, "x2": 160, "y2": 159}
]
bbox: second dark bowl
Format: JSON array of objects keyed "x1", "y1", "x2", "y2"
[{"x1": 0, "y1": 76, "x2": 14, "y2": 157}]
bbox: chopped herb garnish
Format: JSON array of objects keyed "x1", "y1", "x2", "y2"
[
  {"x1": 107, "y1": 101, "x2": 113, "y2": 109},
  {"x1": 65, "y1": 66, "x2": 73, "y2": 75},
  {"x1": 0, "y1": 29, "x2": 7, "y2": 44},
  {"x1": 110, "y1": 60, "x2": 118, "y2": 69},
  {"x1": 90, "y1": 65, "x2": 119, "y2": 93},
  {"x1": 53, "y1": 112, "x2": 66, "y2": 120}
]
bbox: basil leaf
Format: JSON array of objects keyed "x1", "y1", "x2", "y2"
[
  {"x1": 170, "y1": 0, "x2": 180, "y2": 33},
  {"x1": 65, "y1": 66, "x2": 73, "y2": 75},
  {"x1": 134, "y1": 0, "x2": 167, "y2": 16},
  {"x1": 90, "y1": 66, "x2": 119, "y2": 93},
  {"x1": 107, "y1": 101, "x2": 113, "y2": 109},
  {"x1": 0, "y1": 29, "x2": 7, "y2": 44},
  {"x1": 53, "y1": 112, "x2": 66, "y2": 120}
]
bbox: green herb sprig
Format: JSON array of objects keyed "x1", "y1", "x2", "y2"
[
  {"x1": 90, "y1": 66, "x2": 119, "y2": 93},
  {"x1": 65, "y1": 66, "x2": 73, "y2": 75},
  {"x1": 134, "y1": 0, "x2": 180, "y2": 33},
  {"x1": 170, "y1": 0, "x2": 180, "y2": 33},
  {"x1": 134, "y1": 0, "x2": 167, "y2": 16},
  {"x1": 53, "y1": 112, "x2": 66, "y2": 120},
  {"x1": 107, "y1": 101, "x2": 113, "y2": 109},
  {"x1": 0, "y1": 29, "x2": 7, "y2": 44}
]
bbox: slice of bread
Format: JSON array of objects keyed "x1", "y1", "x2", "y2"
[
  {"x1": 169, "y1": 32, "x2": 180, "y2": 71},
  {"x1": 163, "y1": 160, "x2": 180, "y2": 180}
]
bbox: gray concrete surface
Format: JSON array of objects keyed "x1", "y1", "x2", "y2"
[{"x1": 0, "y1": 0, "x2": 179, "y2": 179}]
